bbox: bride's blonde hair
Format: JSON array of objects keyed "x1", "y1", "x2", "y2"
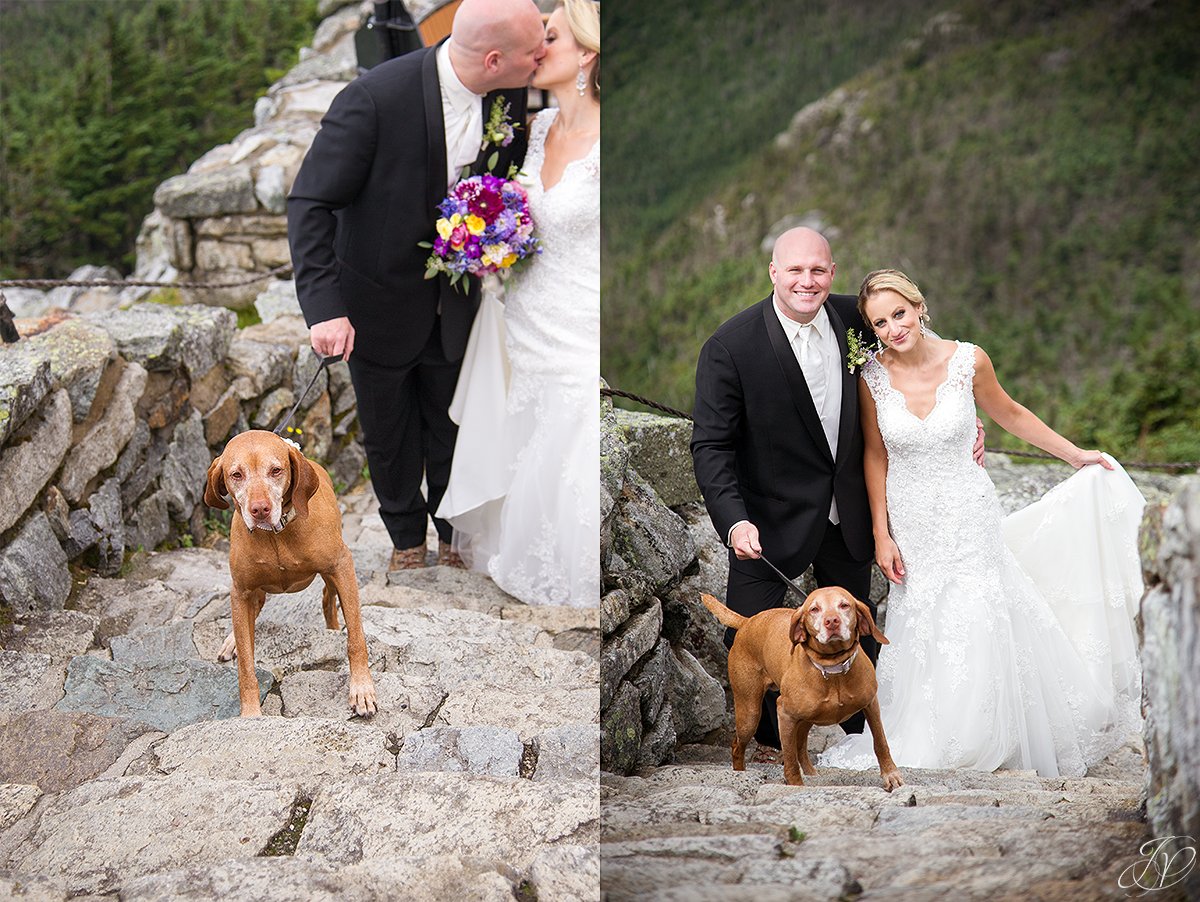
[
  {"x1": 858, "y1": 269, "x2": 929, "y2": 325},
  {"x1": 561, "y1": 0, "x2": 600, "y2": 101}
]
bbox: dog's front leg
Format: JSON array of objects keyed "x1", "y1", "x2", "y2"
[
  {"x1": 777, "y1": 702, "x2": 805, "y2": 786},
  {"x1": 327, "y1": 552, "x2": 377, "y2": 717},
  {"x1": 863, "y1": 698, "x2": 903, "y2": 791},
  {"x1": 795, "y1": 720, "x2": 817, "y2": 775},
  {"x1": 230, "y1": 586, "x2": 265, "y2": 717}
]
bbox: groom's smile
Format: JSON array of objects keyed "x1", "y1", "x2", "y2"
[{"x1": 768, "y1": 228, "x2": 837, "y2": 324}]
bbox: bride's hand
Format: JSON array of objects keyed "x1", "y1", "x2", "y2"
[
  {"x1": 876, "y1": 536, "x2": 906, "y2": 584},
  {"x1": 1069, "y1": 449, "x2": 1114, "y2": 470}
]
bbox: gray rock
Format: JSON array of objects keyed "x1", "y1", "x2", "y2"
[
  {"x1": 0, "y1": 351, "x2": 52, "y2": 446},
  {"x1": 436, "y1": 682, "x2": 600, "y2": 738},
  {"x1": 73, "y1": 578, "x2": 200, "y2": 645},
  {"x1": 1142, "y1": 478, "x2": 1200, "y2": 872},
  {"x1": 637, "y1": 700, "x2": 678, "y2": 767},
  {"x1": 615, "y1": 409, "x2": 701, "y2": 507},
  {"x1": 254, "y1": 385, "x2": 294, "y2": 429},
  {"x1": 253, "y1": 164, "x2": 287, "y2": 213},
  {"x1": 382, "y1": 562, "x2": 519, "y2": 608},
  {"x1": 533, "y1": 724, "x2": 600, "y2": 783},
  {"x1": 279, "y1": 669, "x2": 443, "y2": 735},
  {"x1": 42, "y1": 264, "x2": 121, "y2": 310},
  {"x1": 601, "y1": 599, "x2": 662, "y2": 710},
  {"x1": 667, "y1": 644, "x2": 727, "y2": 743},
  {"x1": 0, "y1": 709, "x2": 156, "y2": 792},
  {"x1": 154, "y1": 164, "x2": 259, "y2": 218},
  {"x1": 9, "y1": 774, "x2": 295, "y2": 895},
  {"x1": 0, "y1": 513, "x2": 71, "y2": 613},
  {"x1": 630, "y1": 638, "x2": 671, "y2": 723},
  {"x1": 526, "y1": 844, "x2": 600, "y2": 901},
  {"x1": 120, "y1": 547, "x2": 231, "y2": 616},
  {"x1": 0, "y1": 782, "x2": 42, "y2": 832},
  {"x1": 1, "y1": 286, "x2": 48, "y2": 319},
  {"x1": 330, "y1": 436, "x2": 367, "y2": 490},
  {"x1": 601, "y1": 680, "x2": 642, "y2": 776},
  {"x1": 158, "y1": 411, "x2": 211, "y2": 518},
  {"x1": 226, "y1": 335, "x2": 292, "y2": 393},
  {"x1": 85, "y1": 303, "x2": 236, "y2": 380},
  {"x1": 397, "y1": 725, "x2": 523, "y2": 777},
  {"x1": 0, "y1": 872, "x2": 66, "y2": 900},
  {"x1": 292, "y1": 345, "x2": 329, "y2": 415},
  {"x1": 23, "y1": 317, "x2": 115, "y2": 422},
  {"x1": 62, "y1": 507, "x2": 103, "y2": 558},
  {"x1": 156, "y1": 717, "x2": 393, "y2": 790},
  {"x1": 296, "y1": 772, "x2": 598, "y2": 867},
  {"x1": 0, "y1": 610, "x2": 98, "y2": 661},
  {"x1": 85, "y1": 477, "x2": 125, "y2": 575},
  {"x1": 601, "y1": 588, "x2": 633, "y2": 635},
  {"x1": 252, "y1": 619, "x2": 389, "y2": 679},
  {"x1": 109, "y1": 621, "x2": 198, "y2": 663},
  {"x1": 54, "y1": 656, "x2": 274, "y2": 731},
  {"x1": 0, "y1": 388, "x2": 71, "y2": 534},
  {"x1": 126, "y1": 488, "x2": 172, "y2": 551},
  {"x1": 600, "y1": 389, "x2": 631, "y2": 526},
  {"x1": 0, "y1": 651, "x2": 64, "y2": 713},
  {"x1": 609, "y1": 468, "x2": 696, "y2": 594},
  {"x1": 58, "y1": 360, "x2": 147, "y2": 503}
]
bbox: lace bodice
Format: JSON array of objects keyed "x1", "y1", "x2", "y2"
[{"x1": 504, "y1": 109, "x2": 600, "y2": 389}]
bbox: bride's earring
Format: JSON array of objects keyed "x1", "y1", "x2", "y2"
[
  {"x1": 576, "y1": 64, "x2": 587, "y2": 97},
  {"x1": 919, "y1": 311, "x2": 930, "y2": 336}
]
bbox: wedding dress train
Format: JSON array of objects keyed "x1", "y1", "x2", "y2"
[
  {"x1": 819, "y1": 342, "x2": 1144, "y2": 778},
  {"x1": 437, "y1": 109, "x2": 599, "y2": 607}
]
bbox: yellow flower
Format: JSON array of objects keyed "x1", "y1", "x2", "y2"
[
  {"x1": 481, "y1": 243, "x2": 507, "y2": 266},
  {"x1": 436, "y1": 213, "x2": 462, "y2": 239},
  {"x1": 502, "y1": 253, "x2": 517, "y2": 267},
  {"x1": 465, "y1": 214, "x2": 486, "y2": 236}
]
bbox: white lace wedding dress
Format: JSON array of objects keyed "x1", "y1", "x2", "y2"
[
  {"x1": 436, "y1": 109, "x2": 599, "y2": 607},
  {"x1": 819, "y1": 342, "x2": 1144, "y2": 778}
]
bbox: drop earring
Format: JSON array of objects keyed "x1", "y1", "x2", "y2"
[
  {"x1": 576, "y1": 65, "x2": 587, "y2": 97},
  {"x1": 919, "y1": 312, "x2": 930, "y2": 336}
]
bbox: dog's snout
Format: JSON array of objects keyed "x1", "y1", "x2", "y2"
[{"x1": 249, "y1": 498, "x2": 272, "y2": 521}]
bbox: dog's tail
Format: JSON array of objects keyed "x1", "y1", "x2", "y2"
[{"x1": 700, "y1": 593, "x2": 746, "y2": 630}]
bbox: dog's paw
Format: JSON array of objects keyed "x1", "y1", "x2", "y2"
[
  {"x1": 217, "y1": 631, "x2": 238, "y2": 662},
  {"x1": 349, "y1": 679, "x2": 378, "y2": 717},
  {"x1": 881, "y1": 769, "x2": 904, "y2": 792}
]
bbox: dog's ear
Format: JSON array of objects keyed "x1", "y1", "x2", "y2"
[
  {"x1": 856, "y1": 599, "x2": 888, "y2": 645},
  {"x1": 203, "y1": 456, "x2": 229, "y2": 509},
  {"x1": 789, "y1": 607, "x2": 808, "y2": 646},
  {"x1": 286, "y1": 444, "x2": 321, "y2": 519}
]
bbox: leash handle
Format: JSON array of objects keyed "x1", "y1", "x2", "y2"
[
  {"x1": 273, "y1": 351, "x2": 339, "y2": 437},
  {"x1": 758, "y1": 552, "x2": 808, "y2": 604}
]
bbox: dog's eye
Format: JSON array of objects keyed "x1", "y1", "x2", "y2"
[
  {"x1": 270, "y1": 466, "x2": 284, "y2": 477},
  {"x1": 230, "y1": 471, "x2": 244, "y2": 481}
]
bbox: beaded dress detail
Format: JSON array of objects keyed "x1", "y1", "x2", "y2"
[{"x1": 820, "y1": 342, "x2": 1144, "y2": 777}]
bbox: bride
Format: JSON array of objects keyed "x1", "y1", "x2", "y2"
[
  {"x1": 820, "y1": 269, "x2": 1144, "y2": 778},
  {"x1": 436, "y1": 0, "x2": 600, "y2": 607}
]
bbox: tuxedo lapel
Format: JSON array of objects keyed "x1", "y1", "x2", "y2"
[
  {"x1": 825, "y1": 303, "x2": 860, "y2": 471},
  {"x1": 421, "y1": 45, "x2": 447, "y2": 216},
  {"x1": 761, "y1": 299, "x2": 834, "y2": 464}
]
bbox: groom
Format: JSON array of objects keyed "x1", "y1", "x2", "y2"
[
  {"x1": 287, "y1": 0, "x2": 545, "y2": 569},
  {"x1": 691, "y1": 227, "x2": 879, "y2": 749}
]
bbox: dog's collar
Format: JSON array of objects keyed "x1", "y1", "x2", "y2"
[
  {"x1": 253, "y1": 507, "x2": 296, "y2": 533},
  {"x1": 808, "y1": 646, "x2": 858, "y2": 679}
]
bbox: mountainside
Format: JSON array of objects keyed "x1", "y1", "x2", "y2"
[{"x1": 602, "y1": 0, "x2": 1200, "y2": 462}]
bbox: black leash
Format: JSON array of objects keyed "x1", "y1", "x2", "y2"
[
  {"x1": 757, "y1": 552, "x2": 809, "y2": 604},
  {"x1": 273, "y1": 352, "x2": 340, "y2": 437}
]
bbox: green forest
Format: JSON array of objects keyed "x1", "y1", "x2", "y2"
[
  {"x1": 0, "y1": 0, "x2": 319, "y2": 279},
  {"x1": 602, "y1": 0, "x2": 1200, "y2": 463}
]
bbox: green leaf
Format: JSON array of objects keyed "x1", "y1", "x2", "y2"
[
  {"x1": 487, "y1": 151, "x2": 499, "y2": 172},
  {"x1": 417, "y1": 240, "x2": 433, "y2": 248},
  {"x1": 423, "y1": 268, "x2": 438, "y2": 280}
]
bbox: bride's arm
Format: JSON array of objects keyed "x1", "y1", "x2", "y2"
[
  {"x1": 860, "y1": 379, "x2": 905, "y2": 583},
  {"x1": 972, "y1": 346, "x2": 1112, "y2": 470}
]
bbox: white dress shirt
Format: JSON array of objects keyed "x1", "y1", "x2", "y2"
[
  {"x1": 437, "y1": 42, "x2": 484, "y2": 190},
  {"x1": 727, "y1": 302, "x2": 844, "y2": 548}
]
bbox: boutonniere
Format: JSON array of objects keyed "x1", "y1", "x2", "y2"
[
  {"x1": 846, "y1": 329, "x2": 880, "y2": 374},
  {"x1": 480, "y1": 96, "x2": 520, "y2": 172}
]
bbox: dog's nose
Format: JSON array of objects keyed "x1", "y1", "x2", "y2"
[
  {"x1": 249, "y1": 499, "x2": 271, "y2": 521},
  {"x1": 824, "y1": 615, "x2": 842, "y2": 631}
]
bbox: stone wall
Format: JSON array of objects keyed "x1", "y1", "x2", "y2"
[
  {"x1": 1140, "y1": 478, "x2": 1200, "y2": 898},
  {"x1": 0, "y1": 303, "x2": 363, "y2": 614}
]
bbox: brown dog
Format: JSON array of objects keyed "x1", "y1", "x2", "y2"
[
  {"x1": 204, "y1": 430, "x2": 377, "y2": 717},
  {"x1": 701, "y1": 588, "x2": 902, "y2": 791}
]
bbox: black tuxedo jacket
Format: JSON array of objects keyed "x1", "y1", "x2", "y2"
[
  {"x1": 691, "y1": 293, "x2": 875, "y2": 579},
  {"x1": 287, "y1": 44, "x2": 529, "y2": 367}
]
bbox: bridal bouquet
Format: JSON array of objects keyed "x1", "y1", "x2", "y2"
[{"x1": 422, "y1": 173, "x2": 540, "y2": 289}]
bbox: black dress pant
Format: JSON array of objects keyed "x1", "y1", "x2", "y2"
[
  {"x1": 724, "y1": 521, "x2": 875, "y2": 748},
  {"x1": 347, "y1": 317, "x2": 461, "y2": 550}
]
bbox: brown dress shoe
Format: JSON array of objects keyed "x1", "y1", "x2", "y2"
[
  {"x1": 437, "y1": 540, "x2": 466, "y2": 569},
  {"x1": 388, "y1": 544, "x2": 426, "y2": 570}
]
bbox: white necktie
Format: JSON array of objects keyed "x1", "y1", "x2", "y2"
[{"x1": 796, "y1": 325, "x2": 825, "y2": 412}]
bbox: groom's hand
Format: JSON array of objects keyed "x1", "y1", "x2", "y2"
[
  {"x1": 311, "y1": 317, "x2": 355, "y2": 362},
  {"x1": 973, "y1": 418, "x2": 986, "y2": 467},
  {"x1": 730, "y1": 522, "x2": 763, "y2": 560}
]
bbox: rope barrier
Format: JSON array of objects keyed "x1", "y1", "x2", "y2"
[
  {"x1": 602, "y1": 386, "x2": 1200, "y2": 473},
  {"x1": 0, "y1": 264, "x2": 293, "y2": 292}
]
